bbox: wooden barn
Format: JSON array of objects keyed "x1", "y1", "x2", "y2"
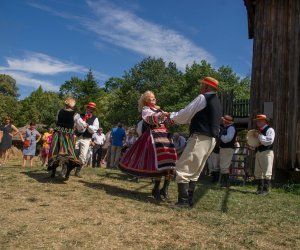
[{"x1": 244, "y1": 0, "x2": 300, "y2": 179}]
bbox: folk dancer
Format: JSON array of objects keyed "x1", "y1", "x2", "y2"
[
  {"x1": 119, "y1": 90, "x2": 177, "y2": 201},
  {"x1": 75, "y1": 102, "x2": 100, "y2": 177},
  {"x1": 169, "y1": 76, "x2": 222, "y2": 208},
  {"x1": 219, "y1": 115, "x2": 237, "y2": 187},
  {"x1": 47, "y1": 98, "x2": 82, "y2": 180},
  {"x1": 253, "y1": 114, "x2": 275, "y2": 195}
]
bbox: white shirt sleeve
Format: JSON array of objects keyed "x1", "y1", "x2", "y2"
[
  {"x1": 74, "y1": 113, "x2": 87, "y2": 132},
  {"x1": 221, "y1": 126, "x2": 236, "y2": 143},
  {"x1": 87, "y1": 118, "x2": 100, "y2": 134},
  {"x1": 170, "y1": 95, "x2": 207, "y2": 124},
  {"x1": 258, "y1": 127, "x2": 275, "y2": 146}
]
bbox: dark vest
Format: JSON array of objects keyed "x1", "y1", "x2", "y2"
[
  {"x1": 257, "y1": 125, "x2": 274, "y2": 152},
  {"x1": 189, "y1": 93, "x2": 222, "y2": 138},
  {"x1": 220, "y1": 124, "x2": 237, "y2": 149},
  {"x1": 56, "y1": 109, "x2": 75, "y2": 129},
  {"x1": 77, "y1": 114, "x2": 97, "y2": 138}
]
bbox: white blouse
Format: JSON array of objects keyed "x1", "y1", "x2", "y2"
[
  {"x1": 258, "y1": 125, "x2": 275, "y2": 146},
  {"x1": 170, "y1": 92, "x2": 216, "y2": 124}
]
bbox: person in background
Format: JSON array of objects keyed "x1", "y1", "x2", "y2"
[
  {"x1": 173, "y1": 133, "x2": 186, "y2": 158},
  {"x1": 207, "y1": 138, "x2": 221, "y2": 183},
  {"x1": 219, "y1": 115, "x2": 237, "y2": 188},
  {"x1": 20, "y1": 121, "x2": 41, "y2": 167},
  {"x1": 41, "y1": 128, "x2": 54, "y2": 167},
  {"x1": 122, "y1": 128, "x2": 137, "y2": 153},
  {"x1": 75, "y1": 102, "x2": 100, "y2": 177},
  {"x1": 92, "y1": 128, "x2": 106, "y2": 168},
  {"x1": 102, "y1": 129, "x2": 112, "y2": 167},
  {"x1": 110, "y1": 123, "x2": 126, "y2": 168},
  {"x1": 0, "y1": 117, "x2": 19, "y2": 166},
  {"x1": 253, "y1": 114, "x2": 275, "y2": 195}
]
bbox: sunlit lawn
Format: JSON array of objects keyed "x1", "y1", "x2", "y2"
[{"x1": 0, "y1": 158, "x2": 299, "y2": 249}]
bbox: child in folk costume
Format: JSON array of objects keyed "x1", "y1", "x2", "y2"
[
  {"x1": 119, "y1": 91, "x2": 177, "y2": 201},
  {"x1": 47, "y1": 98, "x2": 83, "y2": 180}
]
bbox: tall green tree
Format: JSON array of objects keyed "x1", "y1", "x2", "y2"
[
  {"x1": 59, "y1": 69, "x2": 104, "y2": 112},
  {"x1": 0, "y1": 74, "x2": 19, "y2": 98},
  {"x1": 17, "y1": 86, "x2": 62, "y2": 127},
  {"x1": 104, "y1": 77, "x2": 124, "y2": 92},
  {"x1": 184, "y1": 60, "x2": 216, "y2": 103},
  {"x1": 104, "y1": 57, "x2": 186, "y2": 127},
  {"x1": 0, "y1": 74, "x2": 21, "y2": 123}
]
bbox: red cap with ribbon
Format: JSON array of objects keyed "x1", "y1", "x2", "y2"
[
  {"x1": 85, "y1": 102, "x2": 97, "y2": 109},
  {"x1": 198, "y1": 76, "x2": 219, "y2": 90},
  {"x1": 253, "y1": 114, "x2": 270, "y2": 122}
]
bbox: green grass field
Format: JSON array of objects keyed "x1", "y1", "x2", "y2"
[{"x1": 0, "y1": 159, "x2": 299, "y2": 249}]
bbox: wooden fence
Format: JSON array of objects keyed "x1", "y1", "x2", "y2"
[{"x1": 220, "y1": 92, "x2": 250, "y2": 118}]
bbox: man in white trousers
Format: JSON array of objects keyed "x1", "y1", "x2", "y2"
[
  {"x1": 75, "y1": 102, "x2": 99, "y2": 177},
  {"x1": 170, "y1": 76, "x2": 222, "y2": 208}
]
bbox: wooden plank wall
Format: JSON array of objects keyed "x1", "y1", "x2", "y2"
[{"x1": 249, "y1": 0, "x2": 300, "y2": 172}]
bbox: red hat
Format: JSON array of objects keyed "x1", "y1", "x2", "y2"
[
  {"x1": 85, "y1": 102, "x2": 97, "y2": 109},
  {"x1": 198, "y1": 76, "x2": 219, "y2": 90},
  {"x1": 222, "y1": 115, "x2": 234, "y2": 124},
  {"x1": 254, "y1": 114, "x2": 270, "y2": 122}
]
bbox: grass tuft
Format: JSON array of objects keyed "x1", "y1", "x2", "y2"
[{"x1": 0, "y1": 159, "x2": 299, "y2": 249}]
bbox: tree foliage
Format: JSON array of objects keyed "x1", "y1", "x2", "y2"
[
  {"x1": 1, "y1": 59, "x2": 251, "y2": 131},
  {"x1": 17, "y1": 86, "x2": 62, "y2": 127},
  {"x1": 0, "y1": 74, "x2": 21, "y2": 123},
  {"x1": 0, "y1": 74, "x2": 19, "y2": 98},
  {"x1": 59, "y1": 69, "x2": 104, "y2": 112}
]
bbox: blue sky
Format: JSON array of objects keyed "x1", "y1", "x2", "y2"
[{"x1": 0, "y1": 0, "x2": 253, "y2": 98}]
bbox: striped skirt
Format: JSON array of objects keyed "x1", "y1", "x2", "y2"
[
  {"x1": 119, "y1": 128, "x2": 177, "y2": 177},
  {"x1": 48, "y1": 130, "x2": 81, "y2": 168}
]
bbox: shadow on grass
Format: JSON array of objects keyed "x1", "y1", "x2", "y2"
[
  {"x1": 227, "y1": 187, "x2": 256, "y2": 195},
  {"x1": 221, "y1": 188, "x2": 230, "y2": 213},
  {"x1": 219, "y1": 187, "x2": 256, "y2": 213},
  {"x1": 79, "y1": 180, "x2": 159, "y2": 205},
  {"x1": 102, "y1": 169, "x2": 153, "y2": 187},
  {"x1": 193, "y1": 183, "x2": 211, "y2": 208},
  {"x1": 193, "y1": 176, "x2": 256, "y2": 212},
  {"x1": 101, "y1": 170, "x2": 132, "y2": 181},
  {"x1": 21, "y1": 170, "x2": 67, "y2": 184},
  {"x1": 193, "y1": 181, "x2": 230, "y2": 213}
]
